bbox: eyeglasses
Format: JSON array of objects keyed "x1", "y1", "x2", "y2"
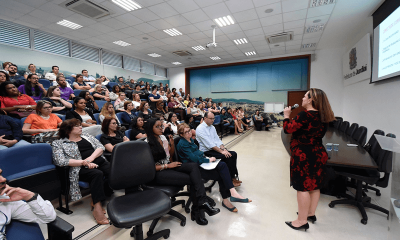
[
  {"x1": 184, "y1": 130, "x2": 191, "y2": 134},
  {"x1": 207, "y1": 117, "x2": 215, "y2": 120},
  {"x1": 43, "y1": 106, "x2": 53, "y2": 110},
  {"x1": 155, "y1": 125, "x2": 164, "y2": 129}
]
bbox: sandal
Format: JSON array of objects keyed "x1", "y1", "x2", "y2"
[
  {"x1": 230, "y1": 196, "x2": 252, "y2": 203},
  {"x1": 222, "y1": 202, "x2": 238, "y2": 212}
]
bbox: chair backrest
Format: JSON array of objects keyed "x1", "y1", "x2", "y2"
[
  {"x1": 21, "y1": 117, "x2": 27, "y2": 126},
  {"x1": 38, "y1": 79, "x2": 51, "y2": 89},
  {"x1": 174, "y1": 136, "x2": 183, "y2": 162},
  {"x1": 108, "y1": 82, "x2": 118, "y2": 88},
  {"x1": 95, "y1": 134, "x2": 102, "y2": 142},
  {"x1": 54, "y1": 113, "x2": 66, "y2": 121},
  {"x1": 116, "y1": 112, "x2": 124, "y2": 124},
  {"x1": 365, "y1": 130, "x2": 385, "y2": 163},
  {"x1": 213, "y1": 115, "x2": 221, "y2": 124},
  {"x1": 352, "y1": 126, "x2": 367, "y2": 146},
  {"x1": 95, "y1": 100, "x2": 107, "y2": 111},
  {"x1": 73, "y1": 89, "x2": 81, "y2": 97},
  {"x1": 125, "y1": 130, "x2": 131, "y2": 139},
  {"x1": 339, "y1": 121, "x2": 349, "y2": 133},
  {"x1": 6, "y1": 220, "x2": 44, "y2": 240},
  {"x1": 333, "y1": 118, "x2": 342, "y2": 130},
  {"x1": 346, "y1": 123, "x2": 359, "y2": 137},
  {"x1": 109, "y1": 141, "x2": 155, "y2": 190},
  {"x1": 93, "y1": 113, "x2": 100, "y2": 124}
]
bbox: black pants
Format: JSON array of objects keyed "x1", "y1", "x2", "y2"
[
  {"x1": 79, "y1": 157, "x2": 111, "y2": 204},
  {"x1": 200, "y1": 161, "x2": 233, "y2": 199},
  {"x1": 254, "y1": 120, "x2": 263, "y2": 131},
  {"x1": 153, "y1": 162, "x2": 206, "y2": 207},
  {"x1": 204, "y1": 150, "x2": 238, "y2": 179}
]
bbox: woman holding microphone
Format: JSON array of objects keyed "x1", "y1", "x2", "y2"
[{"x1": 283, "y1": 88, "x2": 335, "y2": 231}]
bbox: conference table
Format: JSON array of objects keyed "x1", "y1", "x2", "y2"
[{"x1": 281, "y1": 127, "x2": 378, "y2": 169}]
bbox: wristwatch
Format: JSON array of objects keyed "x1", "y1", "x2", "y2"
[{"x1": 26, "y1": 192, "x2": 38, "y2": 202}]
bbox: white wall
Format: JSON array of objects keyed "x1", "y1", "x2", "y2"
[{"x1": 168, "y1": 67, "x2": 185, "y2": 90}]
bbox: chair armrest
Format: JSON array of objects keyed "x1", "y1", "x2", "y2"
[{"x1": 47, "y1": 216, "x2": 74, "y2": 240}]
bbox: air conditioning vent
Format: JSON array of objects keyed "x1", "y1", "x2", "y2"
[
  {"x1": 265, "y1": 32, "x2": 293, "y2": 44},
  {"x1": 173, "y1": 50, "x2": 192, "y2": 57},
  {"x1": 61, "y1": 0, "x2": 110, "y2": 19}
]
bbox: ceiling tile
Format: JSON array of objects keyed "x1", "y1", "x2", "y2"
[
  {"x1": 225, "y1": 31, "x2": 247, "y2": 40},
  {"x1": 37, "y1": 2, "x2": 75, "y2": 18},
  {"x1": 247, "y1": 34, "x2": 267, "y2": 42},
  {"x1": 147, "y1": 31, "x2": 170, "y2": 39},
  {"x1": 177, "y1": 24, "x2": 201, "y2": 34},
  {"x1": 193, "y1": 0, "x2": 224, "y2": 8},
  {"x1": 164, "y1": 15, "x2": 191, "y2": 27},
  {"x1": 305, "y1": 14, "x2": 331, "y2": 26},
  {"x1": 263, "y1": 24, "x2": 284, "y2": 35},
  {"x1": 302, "y1": 37, "x2": 320, "y2": 44},
  {"x1": 255, "y1": 2, "x2": 282, "y2": 18},
  {"x1": 124, "y1": 37, "x2": 145, "y2": 44},
  {"x1": 41, "y1": 23, "x2": 72, "y2": 35},
  {"x1": 187, "y1": 32, "x2": 208, "y2": 39},
  {"x1": 285, "y1": 27, "x2": 304, "y2": 35},
  {"x1": 284, "y1": 19, "x2": 305, "y2": 29},
  {"x1": 285, "y1": 45, "x2": 301, "y2": 50},
  {"x1": 114, "y1": 13, "x2": 143, "y2": 26},
  {"x1": 193, "y1": 20, "x2": 215, "y2": 31},
  {"x1": 181, "y1": 9, "x2": 210, "y2": 24},
  {"x1": 306, "y1": 4, "x2": 335, "y2": 18},
  {"x1": 148, "y1": 40, "x2": 167, "y2": 47},
  {"x1": 286, "y1": 49, "x2": 301, "y2": 54},
  {"x1": 29, "y1": 9, "x2": 61, "y2": 23},
  {"x1": 223, "y1": 45, "x2": 240, "y2": 51},
  {"x1": 292, "y1": 35, "x2": 303, "y2": 41},
  {"x1": 218, "y1": 40, "x2": 236, "y2": 47},
  {"x1": 285, "y1": 39, "x2": 303, "y2": 46},
  {"x1": 174, "y1": 35, "x2": 193, "y2": 42},
  {"x1": 281, "y1": 0, "x2": 309, "y2": 12},
  {"x1": 303, "y1": 32, "x2": 323, "y2": 39},
  {"x1": 220, "y1": 24, "x2": 243, "y2": 34},
  {"x1": 100, "y1": 18, "x2": 129, "y2": 30},
  {"x1": 225, "y1": 0, "x2": 254, "y2": 14},
  {"x1": 14, "y1": 0, "x2": 47, "y2": 8},
  {"x1": 160, "y1": 37, "x2": 179, "y2": 45},
  {"x1": 148, "y1": 3, "x2": 179, "y2": 18},
  {"x1": 147, "y1": 19, "x2": 173, "y2": 30},
  {"x1": 67, "y1": 13, "x2": 97, "y2": 26},
  {"x1": 87, "y1": 23, "x2": 115, "y2": 34},
  {"x1": 167, "y1": 0, "x2": 200, "y2": 14},
  {"x1": 61, "y1": 31, "x2": 88, "y2": 41},
  {"x1": 0, "y1": 6, "x2": 25, "y2": 20},
  {"x1": 119, "y1": 27, "x2": 144, "y2": 37},
  {"x1": 252, "y1": 0, "x2": 281, "y2": 8},
  {"x1": 134, "y1": 0, "x2": 167, "y2": 8},
  {"x1": 131, "y1": 8, "x2": 160, "y2": 22},
  {"x1": 239, "y1": 19, "x2": 262, "y2": 30},
  {"x1": 17, "y1": 15, "x2": 51, "y2": 27},
  {"x1": 1, "y1": 0, "x2": 35, "y2": 14},
  {"x1": 259, "y1": 14, "x2": 283, "y2": 27},
  {"x1": 107, "y1": 31, "x2": 131, "y2": 40},
  {"x1": 233, "y1": 9, "x2": 259, "y2": 23},
  {"x1": 134, "y1": 23, "x2": 159, "y2": 33},
  {"x1": 97, "y1": 1, "x2": 127, "y2": 17},
  {"x1": 251, "y1": 40, "x2": 268, "y2": 47},
  {"x1": 244, "y1": 27, "x2": 265, "y2": 37},
  {"x1": 283, "y1": 9, "x2": 307, "y2": 22},
  {"x1": 202, "y1": 2, "x2": 231, "y2": 19}
]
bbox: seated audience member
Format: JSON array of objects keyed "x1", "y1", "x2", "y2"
[
  {"x1": 92, "y1": 84, "x2": 110, "y2": 101},
  {"x1": 220, "y1": 108, "x2": 233, "y2": 126},
  {"x1": 82, "y1": 69, "x2": 96, "y2": 85},
  {"x1": 237, "y1": 107, "x2": 251, "y2": 130},
  {"x1": 187, "y1": 101, "x2": 203, "y2": 123},
  {"x1": 100, "y1": 117, "x2": 129, "y2": 153},
  {"x1": 125, "y1": 79, "x2": 135, "y2": 99},
  {"x1": 0, "y1": 70, "x2": 9, "y2": 84},
  {"x1": 159, "y1": 82, "x2": 164, "y2": 91},
  {"x1": 206, "y1": 102, "x2": 219, "y2": 114},
  {"x1": 154, "y1": 101, "x2": 168, "y2": 118},
  {"x1": 184, "y1": 95, "x2": 191, "y2": 107},
  {"x1": 138, "y1": 80, "x2": 145, "y2": 90},
  {"x1": 148, "y1": 85, "x2": 162, "y2": 110},
  {"x1": 197, "y1": 103, "x2": 206, "y2": 118},
  {"x1": 167, "y1": 112, "x2": 180, "y2": 135},
  {"x1": 44, "y1": 65, "x2": 59, "y2": 84},
  {"x1": 137, "y1": 101, "x2": 152, "y2": 121},
  {"x1": 24, "y1": 64, "x2": 43, "y2": 79},
  {"x1": 73, "y1": 74, "x2": 91, "y2": 90},
  {"x1": 0, "y1": 81, "x2": 36, "y2": 119},
  {"x1": 144, "y1": 118, "x2": 220, "y2": 225},
  {"x1": 153, "y1": 113, "x2": 173, "y2": 136},
  {"x1": 109, "y1": 85, "x2": 120, "y2": 101},
  {"x1": 66, "y1": 97, "x2": 102, "y2": 136},
  {"x1": 56, "y1": 76, "x2": 74, "y2": 100},
  {"x1": 165, "y1": 87, "x2": 171, "y2": 95},
  {"x1": 132, "y1": 84, "x2": 145, "y2": 99},
  {"x1": 226, "y1": 108, "x2": 242, "y2": 135},
  {"x1": 168, "y1": 96, "x2": 185, "y2": 121},
  {"x1": 177, "y1": 96, "x2": 187, "y2": 110},
  {"x1": 114, "y1": 92, "x2": 127, "y2": 112},
  {"x1": 120, "y1": 101, "x2": 136, "y2": 126},
  {"x1": 52, "y1": 119, "x2": 112, "y2": 225},
  {"x1": 99, "y1": 75, "x2": 110, "y2": 86},
  {"x1": 43, "y1": 86, "x2": 72, "y2": 115},
  {"x1": 132, "y1": 93, "x2": 142, "y2": 109},
  {"x1": 18, "y1": 74, "x2": 47, "y2": 101},
  {"x1": 2, "y1": 62, "x2": 11, "y2": 74},
  {"x1": 191, "y1": 98, "x2": 197, "y2": 107},
  {"x1": 0, "y1": 112, "x2": 30, "y2": 149},
  {"x1": 78, "y1": 91, "x2": 99, "y2": 113},
  {"x1": 165, "y1": 83, "x2": 169, "y2": 90},
  {"x1": 196, "y1": 112, "x2": 242, "y2": 185},
  {"x1": 178, "y1": 88, "x2": 184, "y2": 97},
  {"x1": 129, "y1": 116, "x2": 147, "y2": 140},
  {"x1": 171, "y1": 88, "x2": 177, "y2": 97},
  {"x1": 177, "y1": 124, "x2": 251, "y2": 212},
  {"x1": 211, "y1": 103, "x2": 220, "y2": 113},
  {"x1": 254, "y1": 110, "x2": 268, "y2": 131},
  {"x1": 184, "y1": 114, "x2": 196, "y2": 139},
  {"x1": 0, "y1": 168, "x2": 56, "y2": 227},
  {"x1": 160, "y1": 90, "x2": 168, "y2": 101},
  {"x1": 22, "y1": 100, "x2": 62, "y2": 142},
  {"x1": 99, "y1": 102, "x2": 120, "y2": 125},
  {"x1": 8, "y1": 64, "x2": 25, "y2": 87},
  {"x1": 143, "y1": 84, "x2": 151, "y2": 99},
  {"x1": 117, "y1": 77, "x2": 128, "y2": 92}
]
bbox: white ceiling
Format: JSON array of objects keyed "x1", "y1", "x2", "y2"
[{"x1": 0, "y1": 0, "x2": 384, "y2": 68}]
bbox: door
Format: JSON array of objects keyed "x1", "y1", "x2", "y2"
[{"x1": 287, "y1": 91, "x2": 307, "y2": 119}]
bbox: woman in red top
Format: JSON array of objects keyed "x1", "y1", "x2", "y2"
[
  {"x1": 0, "y1": 81, "x2": 37, "y2": 116},
  {"x1": 283, "y1": 88, "x2": 335, "y2": 231}
]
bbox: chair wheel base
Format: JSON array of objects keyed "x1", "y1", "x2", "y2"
[
  {"x1": 376, "y1": 192, "x2": 381, "y2": 196},
  {"x1": 180, "y1": 220, "x2": 186, "y2": 227},
  {"x1": 361, "y1": 219, "x2": 367, "y2": 225},
  {"x1": 147, "y1": 230, "x2": 153, "y2": 236},
  {"x1": 185, "y1": 207, "x2": 190, "y2": 213},
  {"x1": 56, "y1": 206, "x2": 73, "y2": 215},
  {"x1": 328, "y1": 203, "x2": 335, "y2": 208},
  {"x1": 163, "y1": 233, "x2": 170, "y2": 239}
]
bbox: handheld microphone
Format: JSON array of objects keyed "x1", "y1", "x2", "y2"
[{"x1": 279, "y1": 104, "x2": 299, "y2": 115}]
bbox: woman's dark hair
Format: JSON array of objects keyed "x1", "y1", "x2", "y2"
[
  {"x1": 25, "y1": 74, "x2": 40, "y2": 97},
  {"x1": 185, "y1": 114, "x2": 193, "y2": 124},
  {"x1": 78, "y1": 90, "x2": 89, "y2": 99},
  {"x1": 220, "y1": 108, "x2": 226, "y2": 114},
  {"x1": 167, "y1": 112, "x2": 177, "y2": 123},
  {"x1": 101, "y1": 117, "x2": 118, "y2": 135},
  {"x1": 0, "y1": 71, "x2": 10, "y2": 82},
  {"x1": 143, "y1": 118, "x2": 166, "y2": 161},
  {"x1": 172, "y1": 88, "x2": 176, "y2": 92},
  {"x1": 138, "y1": 101, "x2": 147, "y2": 112},
  {"x1": 124, "y1": 100, "x2": 132, "y2": 110},
  {"x1": 112, "y1": 85, "x2": 120, "y2": 93},
  {"x1": 0, "y1": 81, "x2": 15, "y2": 96},
  {"x1": 255, "y1": 110, "x2": 260, "y2": 116},
  {"x1": 73, "y1": 97, "x2": 85, "y2": 106},
  {"x1": 46, "y1": 86, "x2": 58, "y2": 97},
  {"x1": 59, "y1": 119, "x2": 81, "y2": 139},
  {"x1": 131, "y1": 116, "x2": 144, "y2": 129},
  {"x1": 151, "y1": 85, "x2": 157, "y2": 92},
  {"x1": 75, "y1": 74, "x2": 83, "y2": 82}
]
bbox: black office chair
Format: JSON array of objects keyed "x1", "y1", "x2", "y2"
[
  {"x1": 107, "y1": 141, "x2": 171, "y2": 239},
  {"x1": 339, "y1": 121, "x2": 349, "y2": 133},
  {"x1": 352, "y1": 126, "x2": 367, "y2": 146},
  {"x1": 333, "y1": 118, "x2": 343, "y2": 129},
  {"x1": 346, "y1": 123, "x2": 359, "y2": 137}
]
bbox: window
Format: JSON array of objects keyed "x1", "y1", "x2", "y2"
[
  {"x1": 34, "y1": 30, "x2": 69, "y2": 56},
  {"x1": 123, "y1": 56, "x2": 140, "y2": 72},
  {"x1": 141, "y1": 61, "x2": 155, "y2": 75},
  {"x1": 71, "y1": 42, "x2": 99, "y2": 63},
  {"x1": 155, "y1": 65, "x2": 167, "y2": 77},
  {"x1": 0, "y1": 19, "x2": 30, "y2": 48},
  {"x1": 102, "y1": 50, "x2": 122, "y2": 67}
]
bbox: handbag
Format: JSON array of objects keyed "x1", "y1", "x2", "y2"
[
  {"x1": 8, "y1": 109, "x2": 34, "y2": 119},
  {"x1": 31, "y1": 131, "x2": 60, "y2": 144}
]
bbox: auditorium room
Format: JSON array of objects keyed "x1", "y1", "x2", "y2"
[{"x1": 0, "y1": 0, "x2": 399, "y2": 239}]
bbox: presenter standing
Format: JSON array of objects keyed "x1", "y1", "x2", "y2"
[{"x1": 283, "y1": 88, "x2": 335, "y2": 231}]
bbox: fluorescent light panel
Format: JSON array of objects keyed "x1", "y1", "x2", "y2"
[
  {"x1": 192, "y1": 45, "x2": 206, "y2": 51},
  {"x1": 112, "y1": 0, "x2": 142, "y2": 11},
  {"x1": 214, "y1": 15, "x2": 235, "y2": 27},
  {"x1": 245, "y1": 51, "x2": 256, "y2": 56},
  {"x1": 163, "y1": 28, "x2": 182, "y2": 36},
  {"x1": 210, "y1": 56, "x2": 221, "y2": 60},
  {"x1": 113, "y1": 40, "x2": 131, "y2": 47},
  {"x1": 311, "y1": 0, "x2": 335, "y2": 7},
  {"x1": 172, "y1": 62, "x2": 182, "y2": 65},
  {"x1": 148, "y1": 53, "x2": 161, "y2": 57},
  {"x1": 305, "y1": 24, "x2": 325, "y2": 33},
  {"x1": 57, "y1": 20, "x2": 82, "y2": 30},
  {"x1": 233, "y1": 38, "x2": 248, "y2": 45},
  {"x1": 302, "y1": 43, "x2": 317, "y2": 48}
]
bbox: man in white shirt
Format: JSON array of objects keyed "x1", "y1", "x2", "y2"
[
  {"x1": 0, "y1": 168, "x2": 56, "y2": 237},
  {"x1": 196, "y1": 112, "x2": 241, "y2": 186},
  {"x1": 82, "y1": 69, "x2": 96, "y2": 85},
  {"x1": 160, "y1": 90, "x2": 168, "y2": 101},
  {"x1": 44, "y1": 66, "x2": 59, "y2": 85}
]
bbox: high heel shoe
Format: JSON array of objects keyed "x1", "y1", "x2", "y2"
[
  {"x1": 199, "y1": 202, "x2": 220, "y2": 216},
  {"x1": 191, "y1": 209, "x2": 208, "y2": 225},
  {"x1": 297, "y1": 212, "x2": 317, "y2": 223},
  {"x1": 91, "y1": 201, "x2": 106, "y2": 214},
  {"x1": 285, "y1": 221, "x2": 309, "y2": 231}
]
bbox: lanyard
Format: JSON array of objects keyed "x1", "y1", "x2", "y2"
[{"x1": 0, "y1": 210, "x2": 7, "y2": 233}]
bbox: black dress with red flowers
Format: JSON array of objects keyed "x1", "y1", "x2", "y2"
[{"x1": 283, "y1": 110, "x2": 328, "y2": 191}]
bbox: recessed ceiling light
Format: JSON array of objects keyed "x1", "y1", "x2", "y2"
[
  {"x1": 313, "y1": 19, "x2": 321, "y2": 23},
  {"x1": 112, "y1": 0, "x2": 142, "y2": 11},
  {"x1": 302, "y1": 43, "x2": 317, "y2": 48},
  {"x1": 163, "y1": 28, "x2": 182, "y2": 36},
  {"x1": 148, "y1": 53, "x2": 161, "y2": 57},
  {"x1": 172, "y1": 62, "x2": 182, "y2": 65},
  {"x1": 233, "y1": 38, "x2": 248, "y2": 45},
  {"x1": 311, "y1": 0, "x2": 335, "y2": 7},
  {"x1": 113, "y1": 40, "x2": 131, "y2": 47},
  {"x1": 305, "y1": 24, "x2": 325, "y2": 33},
  {"x1": 210, "y1": 56, "x2": 221, "y2": 60},
  {"x1": 57, "y1": 20, "x2": 82, "y2": 30},
  {"x1": 214, "y1": 15, "x2": 234, "y2": 27},
  {"x1": 192, "y1": 46, "x2": 206, "y2": 51},
  {"x1": 265, "y1": 9, "x2": 274, "y2": 13},
  {"x1": 245, "y1": 51, "x2": 256, "y2": 56}
]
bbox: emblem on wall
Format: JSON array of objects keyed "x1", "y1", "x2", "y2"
[{"x1": 349, "y1": 47, "x2": 357, "y2": 70}]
